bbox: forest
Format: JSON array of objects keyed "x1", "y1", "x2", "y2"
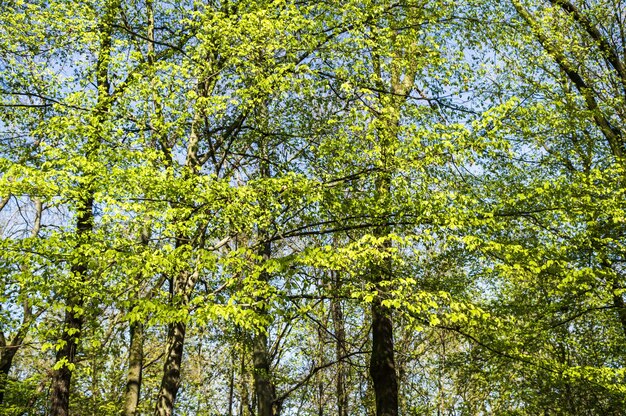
[{"x1": 0, "y1": 0, "x2": 625, "y2": 415}]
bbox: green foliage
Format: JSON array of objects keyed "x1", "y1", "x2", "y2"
[{"x1": 1, "y1": 0, "x2": 626, "y2": 414}]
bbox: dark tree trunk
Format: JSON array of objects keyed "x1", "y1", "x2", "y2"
[
  {"x1": 50, "y1": 196, "x2": 92, "y2": 416},
  {"x1": 370, "y1": 302, "x2": 398, "y2": 416},
  {"x1": 49, "y1": 297, "x2": 85, "y2": 416},
  {"x1": 369, "y1": 164, "x2": 399, "y2": 416},
  {"x1": 0, "y1": 287, "x2": 35, "y2": 404},
  {"x1": 331, "y1": 271, "x2": 348, "y2": 416},
  {"x1": 49, "y1": 0, "x2": 116, "y2": 412},
  {"x1": 154, "y1": 319, "x2": 186, "y2": 416},
  {"x1": 0, "y1": 347, "x2": 16, "y2": 404}
]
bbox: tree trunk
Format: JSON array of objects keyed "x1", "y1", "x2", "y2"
[
  {"x1": 154, "y1": 319, "x2": 186, "y2": 416},
  {"x1": 252, "y1": 329, "x2": 275, "y2": 416},
  {"x1": 252, "y1": 238, "x2": 277, "y2": 416},
  {"x1": 122, "y1": 321, "x2": 144, "y2": 416},
  {"x1": 369, "y1": 150, "x2": 399, "y2": 416},
  {"x1": 228, "y1": 352, "x2": 235, "y2": 416},
  {"x1": 49, "y1": 296, "x2": 85, "y2": 416},
  {"x1": 49, "y1": 0, "x2": 117, "y2": 411},
  {"x1": 0, "y1": 347, "x2": 17, "y2": 404},
  {"x1": 50, "y1": 196, "x2": 92, "y2": 416},
  {"x1": 370, "y1": 302, "x2": 398, "y2": 416},
  {"x1": 331, "y1": 271, "x2": 348, "y2": 416}
]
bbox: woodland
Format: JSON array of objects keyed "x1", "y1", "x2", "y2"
[{"x1": 0, "y1": 0, "x2": 625, "y2": 415}]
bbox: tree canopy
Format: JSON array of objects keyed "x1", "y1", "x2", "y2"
[{"x1": 1, "y1": 0, "x2": 625, "y2": 415}]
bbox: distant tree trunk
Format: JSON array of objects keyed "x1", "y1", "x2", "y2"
[
  {"x1": 239, "y1": 348, "x2": 251, "y2": 416},
  {"x1": 122, "y1": 321, "x2": 144, "y2": 416},
  {"x1": 228, "y1": 351, "x2": 235, "y2": 416},
  {"x1": 331, "y1": 271, "x2": 348, "y2": 416},
  {"x1": 316, "y1": 323, "x2": 325, "y2": 416}
]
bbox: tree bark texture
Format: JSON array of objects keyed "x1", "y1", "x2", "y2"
[
  {"x1": 154, "y1": 320, "x2": 186, "y2": 416},
  {"x1": 331, "y1": 271, "x2": 348, "y2": 416},
  {"x1": 370, "y1": 301, "x2": 398, "y2": 416},
  {"x1": 122, "y1": 321, "x2": 144, "y2": 416}
]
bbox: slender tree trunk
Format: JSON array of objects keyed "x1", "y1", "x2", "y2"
[
  {"x1": 153, "y1": 43, "x2": 207, "y2": 413},
  {"x1": 154, "y1": 265, "x2": 197, "y2": 416},
  {"x1": 122, "y1": 219, "x2": 150, "y2": 416},
  {"x1": 122, "y1": 321, "x2": 144, "y2": 416},
  {"x1": 228, "y1": 351, "x2": 235, "y2": 416},
  {"x1": 240, "y1": 348, "x2": 250, "y2": 416},
  {"x1": 331, "y1": 271, "x2": 348, "y2": 416}
]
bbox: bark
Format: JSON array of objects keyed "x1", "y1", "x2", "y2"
[
  {"x1": 370, "y1": 301, "x2": 398, "y2": 416},
  {"x1": 0, "y1": 342, "x2": 17, "y2": 404},
  {"x1": 49, "y1": 308, "x2": 84, "y2": 416},
  {"x1": 251, "y1": 120, "x2": 278, "y2": 416},
  {"x1": 122, "y1": 321, "x2": 144, "y2": 416},
  {"x1": 152, "y1": 31, "x2": 207, "y2": 413},
  {"x1": 252, "y1": 329, "x2": 275, "y2": 416},
  {"x1": 154, "y1": 320, "x2": 186, "y2": 416},
  {"x1": 228, "y1": 352, "x2": 235, "y2": 416},
  {"x1": 369, "y1": 122, "x2": 399, "y2": 416},
  {"x1": 331, "y1": 271, "x2": 348, "y2": 416},
  {"x1": 154, "y1": 266, "x2": 197, "y2": 416},
  {"x1": 239, "y1": 349, "x2": 251, "y2": 416}
]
